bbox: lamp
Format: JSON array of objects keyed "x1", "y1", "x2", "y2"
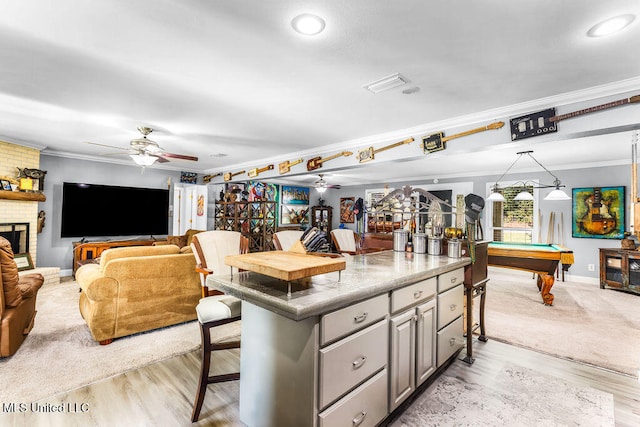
[
  {"x1": 488, "y1": 151, "x2": 570, "y2": 202},
  {"x1": 130, "y1": 153, "x2": 158, "y2": 166},
  {"x1": 316, "y1": 186, "x2": 327, "y2": 194}
]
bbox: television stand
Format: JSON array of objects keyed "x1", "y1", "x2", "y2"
[{"x1": 72, "y1": 238, "x2": 157, "y2": 275}]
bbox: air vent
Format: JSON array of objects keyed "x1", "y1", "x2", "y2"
[{"x1": 363, "y1": 73, "x2": 408, "y2": 94}]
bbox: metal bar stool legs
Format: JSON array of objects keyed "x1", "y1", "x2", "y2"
[{"x1": 191, "y1": 297, "x2": 241, "y2": 423}]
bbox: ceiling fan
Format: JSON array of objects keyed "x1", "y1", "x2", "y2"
[
  {"x1": 86, "y1": 126, "x2": 199, "y2": 166},
  {"x1": 314, "y1": 174, "x2": 341, "y2": 193}
]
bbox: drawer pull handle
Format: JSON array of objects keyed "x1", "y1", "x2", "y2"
[
  {"x1": 450, "y1": 337, "x2": 457, "y2": 346},
  {"x1": 353, "y1": 312, "x2": 368, "y2": 323},
  {"x1": 450, "y1": 277, "x2": 457, "y2": 283},
  {"x1": 352, "y1": 411, "x2": 367, "y2": 426},
  {"x1": 449, "y1": 304, "x2": 457, "y2": 311},
  {"x1": 352, "y1": 356, "x2": 367, "y2": 369},
  {"x1": 413, "y1": 290, "x2": 423, "y2": 299}
]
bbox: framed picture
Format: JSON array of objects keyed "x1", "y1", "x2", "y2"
[
  {"x1": 572, "y1": 186, "x2": 625, "y2": 239},
  {"x1": 340, "y1": 197, "x2": 355, "y2": 223},
  {"x1": 14, "y1": 253, "x2": 34, "y2": 271},
  {"x1": 0, "y1": 179, "x2": 11, "y2": 191},
  {"x1": 281, "y1": 186, "x2": 309, "y2": 205},
  {"x1": 281, "y1": 204, "x2": 309, "y2": 225}
]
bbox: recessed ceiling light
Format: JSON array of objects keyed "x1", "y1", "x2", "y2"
[
  {"x1": 291, "y1": 14, "x2": 326, "y2": 36},
  {"x1": 587, "y1": 14, "x2": 635, "y2": 37}
]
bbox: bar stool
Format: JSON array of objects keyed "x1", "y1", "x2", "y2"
[
  {"x1": 191, "y1": 295, "x2": 241, "y2": 422},
  {"x1": 190, "y1": 230, "x2": 247, "y2": 422}
]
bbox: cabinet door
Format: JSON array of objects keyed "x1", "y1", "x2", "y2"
[
  {"x1": 416, "y1": 298, "x2": 436, "y2": 386},
  {"x1": 389, "y1": 309, "x2": 415, "y2": 411}
]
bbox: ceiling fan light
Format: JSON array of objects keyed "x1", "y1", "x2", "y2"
[
  {"x1": 316, "y1": 186, "x2": 327, "y2": 194},
  {"x1": 130, "y1": 153, "x2": 157, "y2": 166}
]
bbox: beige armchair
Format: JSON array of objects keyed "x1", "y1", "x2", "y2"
[{"x1": 0, "y1": 237, "x2": 44, "y2": 357}]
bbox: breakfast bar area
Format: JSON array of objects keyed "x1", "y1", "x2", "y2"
[{"x1": 208, "y1": 250, "x2": 470, "y2": 427}]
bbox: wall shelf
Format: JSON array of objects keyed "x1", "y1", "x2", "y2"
[{"x1": 0, "y1": 191, "x2": 46, "y2": 202}]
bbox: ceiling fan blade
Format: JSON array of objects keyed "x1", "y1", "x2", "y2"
[
  {"x1": 85, "y1": 141, "x2": 130, "y2": 151},
  {"x1": 161, "y1": 152, "x2": 199, "y2": 162},
  {"x1": 150, "y1": 154, "x2": 170, "y2": 163}
]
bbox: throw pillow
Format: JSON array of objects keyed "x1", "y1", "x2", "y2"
[{"x1": 0, "y1": 237, "x2": 22, "y2": 307}]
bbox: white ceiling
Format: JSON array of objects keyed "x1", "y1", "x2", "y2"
[{"x1": 1, "y1": 1, "x2": 640, "y2": 187}]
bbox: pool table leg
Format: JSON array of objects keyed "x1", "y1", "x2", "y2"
[{"x1": 537, "y1": 274, "x2": 555, "y2": 305}]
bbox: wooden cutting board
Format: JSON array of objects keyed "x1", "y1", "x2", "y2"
[{"x1": 225, "y1": 251, "x2": 346, "y2": 281}]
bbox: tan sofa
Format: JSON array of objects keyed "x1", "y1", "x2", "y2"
[{"x1": 75, "y1": 244, "x2": 201, "y2": 344}]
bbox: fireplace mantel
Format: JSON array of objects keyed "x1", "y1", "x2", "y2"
[{"x1": 0, "y1": 191, "x2": 46, "y2": 202}]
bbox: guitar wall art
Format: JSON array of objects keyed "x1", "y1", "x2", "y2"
[{"x1": 572, "y1": 186, "x2": 625, "y2": 239}]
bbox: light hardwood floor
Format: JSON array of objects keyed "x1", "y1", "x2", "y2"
[{"x1": 2, "y1": 339, "x2": 639, "y2": 426}]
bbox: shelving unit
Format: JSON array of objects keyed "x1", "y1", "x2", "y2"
[
  {"x1": 599, "y1": 248, "x2": 640, "y2": 295},
  {"x1": 215, "y1": 201, "x2": 277, "y2": 252}
]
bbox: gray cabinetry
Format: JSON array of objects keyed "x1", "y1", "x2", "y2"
[{"x1": 388, "y1": 277, "x2": 438, "y2": 411}]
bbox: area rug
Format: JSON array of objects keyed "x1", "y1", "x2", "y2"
[
  {"x1": 0, "y1": 280, "x2": 238, "y2": 403},
  {"x1": 392, "y1": 363, "x2": 615, "y2": 426},
  {"x1": 480, "y1": 268, "x2": 640, "y2": 377}
]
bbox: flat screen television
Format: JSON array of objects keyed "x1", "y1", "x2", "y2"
[{"x1": 61, "y1": 182, "x2": 170, "y2": 238}]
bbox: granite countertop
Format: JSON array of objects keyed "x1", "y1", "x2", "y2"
[{"x1": 207, "y1": 250, "x2": 470, "y2": 321}]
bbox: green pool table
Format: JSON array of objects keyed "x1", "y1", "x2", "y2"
[{"x1": 488, "y1": 242, "x2": 574, "y2": 305}]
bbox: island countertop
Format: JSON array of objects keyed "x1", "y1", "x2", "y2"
[{"x1": 207, "y1": 250, "x2": 471, "y2": 321}]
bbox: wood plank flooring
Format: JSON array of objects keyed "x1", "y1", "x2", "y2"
[{"x1": 2, "y1": 339, "x2": 638, "y2": 426}]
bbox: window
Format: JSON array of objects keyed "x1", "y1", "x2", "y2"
[{"x1": 486, "y1": 183, "x2": 538, "y2": 243}]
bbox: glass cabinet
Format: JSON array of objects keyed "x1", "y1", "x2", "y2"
[{"x1": 311, "y1": 206, "x2": 332, "y2": 234}]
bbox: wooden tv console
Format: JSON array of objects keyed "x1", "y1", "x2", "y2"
[{"x1": 72, "y1": 238, "x2": 157, "y2": 274}]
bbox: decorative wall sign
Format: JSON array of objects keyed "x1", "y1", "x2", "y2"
[
  {"x1": 180, "y1": 171, "x2": 198, "y2": 184},
  {"x1": 572, "y1": 186, "x2": 625, "y2": 239},
  {"x1": 340, "y1": 197, "x2": 355, "y2": 223}
]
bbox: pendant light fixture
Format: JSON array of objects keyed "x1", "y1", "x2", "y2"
[{"x1": 487, "y1": 151, "x2": 571, "y2": 202}]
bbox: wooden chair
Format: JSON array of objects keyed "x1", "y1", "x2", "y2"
[
  {"x1": 330, "y1": 229, "x2": 361, "y2": 255},
  {"x1": 191, "y1": 230, "x2": 249, "y2": 298},
  {"x1": 189, "y1": 230, "x2": 247, "y2": 422},
  {"x1": 330, "y1": 229, "x2": 383, "y2": 255},
  {"x1": 273, "y1": 230, "x2": 304, "y2": 251}
]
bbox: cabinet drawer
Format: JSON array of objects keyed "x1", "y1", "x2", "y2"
[
  {"x1": 391, "y1": 277, "x2": 436, "y2": 314},
  {"x1": 437, "y1": 316, "x2": 464, "y2": 367},
  {"x1": 437, "y1": 284, "x2": 463, "y2": 328},
  {"x1": 438, "y1": 268, "x2": 464, "y2": 293},
  {"x1": 318, "y1": 368, "x2": 388, "y2": 427},
  {"x1": 321, "y1": 293, "x2": 389, "y2": 345},
  {"x1": 319, "y1": 318, "x2": 388, "y2": 410}
]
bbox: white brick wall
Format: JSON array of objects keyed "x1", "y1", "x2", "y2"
[{"x1": 0, "y1": 140, "x2": 41, "y2": 265}]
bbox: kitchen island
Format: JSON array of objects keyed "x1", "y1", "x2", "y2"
[{"x1": 208, "y1": 250, "x2": 470, "y2": 427}]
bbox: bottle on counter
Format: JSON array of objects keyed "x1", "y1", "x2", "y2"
[{"x1": 405, "y1": 233, "x2": 414, "y2": 253}]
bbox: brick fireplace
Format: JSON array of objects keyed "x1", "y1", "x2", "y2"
[{"x1": 0, "y1": 141, "x2": 42, "y2": 265}]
